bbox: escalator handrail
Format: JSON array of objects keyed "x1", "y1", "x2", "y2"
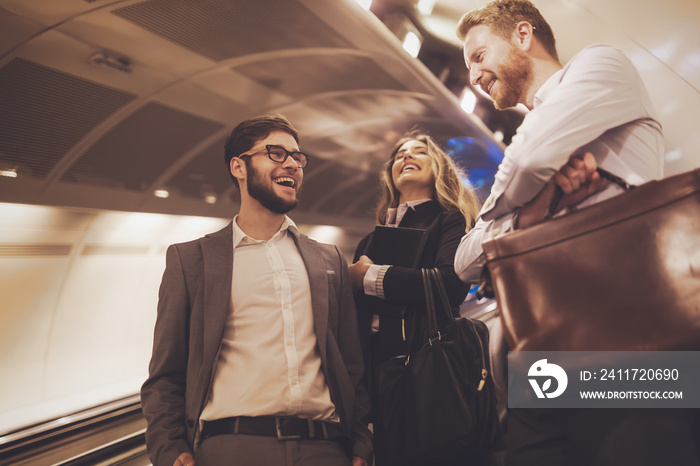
[{"x1": 0, "y1": 394, "x2": 142, "y2": 456}]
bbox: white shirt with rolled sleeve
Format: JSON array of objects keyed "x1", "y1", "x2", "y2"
[{"x1": 454, "y1": 44, "x2": 664, "y2": 283}]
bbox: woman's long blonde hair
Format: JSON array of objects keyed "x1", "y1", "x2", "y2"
[{"x1": 376, "y1": 132, "x2": 481, "y2": 232}]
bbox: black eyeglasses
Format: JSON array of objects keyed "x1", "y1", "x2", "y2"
[{"x1": 239, "y1": 145, "x2": 310, "y2": 168}]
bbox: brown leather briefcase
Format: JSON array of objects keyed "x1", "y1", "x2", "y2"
[{"x1": 480, "y1": 168, "x2": 700, "y2": 351}]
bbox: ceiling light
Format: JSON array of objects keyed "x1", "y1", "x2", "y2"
[
  {"x1": 306, "y1": 225, "x2": 343, "y2": 245},
  {"x1": 664, "y1": 149, "x2": 682, "y2": 162},
  {"x1": 154, "y1": 190, "x2": 169, "y2": 198},
  {"x1": 417, "y1": 0, "x2": 436, "y2": 15},
  {"x1": 205, "y1": 195, "x2": 217, "y2": 204},
  {"x1": 460, "y1": 88, "x2": 477, "y2": 113},
  {"x1": 89, "y1": 51, "x2": 132, "y2": 74},
  {"x1": 403, "y1": 31, "x2": 422, "y2": 58},
  {"x1": 353, "y1": 0, "x2": 373, "y2": 10},
  {"x1": 0, "y1": 169, "x2": 18, "y2": 178}
]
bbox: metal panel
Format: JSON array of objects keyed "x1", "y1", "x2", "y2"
[
  {"x1": 62, "y1": 102, "x2": 223, "y2": 191},
  {"x1": 308, "y1": 93, "x2": 442, "y2": 123},
  {"x1": 112, "y1": 0, "x2": 351, "y2": 61},
  {"x1": 80, "y1": 245, "x2": 150, "y2": 255},
  {"x1": 0, "y1": 58, "x2": 135, "y2": 179},
  {"x1": 166, "y1": 137, "x2": 232, "y2": 201},
  {"x1": 235, "y1": 54, "x2": 411, "y2": 98},
  {"x1": 315, "y1": 176, "x2": 380, "y2": 216},
  {"x1": 297, "y1": 159, "x2": 358, "y2": 210},
  {"x1": 0, "y1": 244, "x2": 73, "y2": 256}
]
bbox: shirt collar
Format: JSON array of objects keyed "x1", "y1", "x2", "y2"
[
  {"x1": 385, "y1": 198, "x2": 433, "y2": 226},
  {"x1": 533, "y1": 68, "x2": 564, "y2": 108},
  {"x1": 232, "y1": 215, "x2": 299, "y2": 248}
]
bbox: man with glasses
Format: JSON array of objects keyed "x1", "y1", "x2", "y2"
[{"x1": 141, "y1": 114, "x2": 372, "y2": 466}]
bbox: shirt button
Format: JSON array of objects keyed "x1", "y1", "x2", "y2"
[{"x1": 286, "y1": 340, "x2": 293, "y2": 346}]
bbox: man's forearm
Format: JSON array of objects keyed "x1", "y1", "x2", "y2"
[{"x1": 454, "y1": 214, "x2": 516, "y2": 283}]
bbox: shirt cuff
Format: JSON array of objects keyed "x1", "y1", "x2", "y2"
[
  {"x1": 488, "y1": 212, "x2": 517, "y2": 238},
  {"x1": 363, "y1": 264, "x2": 391, "y2": 299}
]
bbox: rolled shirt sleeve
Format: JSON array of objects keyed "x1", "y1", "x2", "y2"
[
  {"x1": 481, "y1": 44, "x2": 663, "y2": 221},
  {"x1": 454, "y1": 214, "x2": 517, "y2": 284}
]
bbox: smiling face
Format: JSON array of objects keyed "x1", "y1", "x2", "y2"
[
  {"x1": 463, "y1": 24, "x2": 533, "y2": 110},
  {"x1": 238, "y1": 130, "x2": 303, "y2": 214},
  {"x1": 390, "y1": 139, "x2": 435, "y2": 202}
]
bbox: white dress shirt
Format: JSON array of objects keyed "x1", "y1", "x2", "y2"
[
  {"x1": 200, "y1": 216, "x2": 337, "y2": 422},
  {"x1": 455, "y1": 44, "x2": 664, "y2": 282}
]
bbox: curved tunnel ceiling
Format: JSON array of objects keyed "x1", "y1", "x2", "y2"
[{"x1": 0, "y1": 0, "x2": 502, "y2": 230}]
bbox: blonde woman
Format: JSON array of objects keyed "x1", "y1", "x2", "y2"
[{"x1": 349, "y1": 131, "x2": 482, "y2": 466}]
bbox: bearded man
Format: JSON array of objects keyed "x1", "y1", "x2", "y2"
[
  {"x1": 141, "y1": 114, "x2": 372, "y2": 466},
  {"x1": 454, "y1": 0, "x2": 664, "y2": 281},
  {"x1": 451, "y1": 2, "x2": 700, "y2": 466}
]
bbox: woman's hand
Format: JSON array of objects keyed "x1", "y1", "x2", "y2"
[{"x1": 349, "y1": 255, "x2": 373, "y2": 291}]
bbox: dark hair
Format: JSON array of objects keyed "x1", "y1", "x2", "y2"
[
  {"x1": 457, "y1": 0, "x2": 558, "y2": 61},
  {"x1": 224, "y1": 114, "x2": 299, "y2": 185}
]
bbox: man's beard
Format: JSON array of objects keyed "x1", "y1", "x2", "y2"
[
  {"x1": 245, "y1": 158, "x2": 299, "y2": 214},
  {"x1": 493, "y1": 45, "x2": 533, "y2": 110}
]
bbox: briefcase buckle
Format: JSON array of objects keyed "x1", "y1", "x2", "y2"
[{"x1": 275, "y1": 417, "x2": 302, "y2": 440}]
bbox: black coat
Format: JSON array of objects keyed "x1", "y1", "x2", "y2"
[{"x1": 353, "y1": 200, "x2": 470, "y2": 360}]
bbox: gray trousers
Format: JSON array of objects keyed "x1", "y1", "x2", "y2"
[{"x1": 194, "y1": 433, "x2": 352, "y2": 466}]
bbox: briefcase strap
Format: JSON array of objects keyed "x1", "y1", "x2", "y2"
[
  {"x1": 597, "y1": 168, "x2": 636, "y2": 191},
  {"x1": 419, "y1": 268, "x2": 458, "y2": 341},
  {"x1": 548, "y1": 167, "x2": 636, "y2": 217}
]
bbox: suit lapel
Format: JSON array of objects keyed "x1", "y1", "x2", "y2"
[
  {"x1": 201, "y1": 223, "x2": 233, "y2": 365},
  {"x1": 294, "y1": 235, "x2": 328, "y2": 363}
]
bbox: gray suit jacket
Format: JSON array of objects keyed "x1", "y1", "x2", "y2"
[{"x1": 141, "y1": 223, "x2": 372, "y2": 466}]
